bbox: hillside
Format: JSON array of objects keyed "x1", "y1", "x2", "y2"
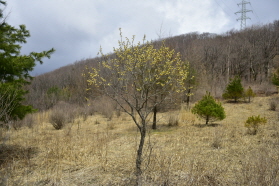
[
  {"x1": 25, "y1": 20, "x2": 279, "y2": 110},
  {"x1": 1, "y1": 20, "x2": 279, "y2": 185},
  {"x1": 1, "y1": 95, "x2": 279, "y2": 185}
]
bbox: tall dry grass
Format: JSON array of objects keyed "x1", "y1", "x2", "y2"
[{"x1": 0, "y1": 96, "x2": 279, "y2": 185}]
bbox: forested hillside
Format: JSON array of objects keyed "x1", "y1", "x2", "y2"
[
  {"x1": 26, "y1": 20, "x2": 279, "y2": 110},
  {"x1": 2, "y1": 18, "x2": 279, "y2": 185}
]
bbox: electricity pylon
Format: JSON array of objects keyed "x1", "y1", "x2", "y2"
[{"x1": 235, "y1": 0, "x2": 252, "y2": 30}]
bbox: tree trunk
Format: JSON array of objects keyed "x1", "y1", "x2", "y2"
[
  {"x1": 186, "y1": 89, "x2": 191, "y2": 109},
  {"x1": 152, "y1": 95, "x2": 158, "y2": 130},
  {"x1": 206, "y1": 116, "x2": 209, "y2": 125},
  {"x1": 152, "y1": 106, "x2": 157, "y2": 129},
  {"x1": 136, "y1": 121, "x2": 146, "y2": 186}
]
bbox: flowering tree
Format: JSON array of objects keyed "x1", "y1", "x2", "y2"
[{"x1": 86, "y1": 29, "x2": 191, "y2": 185}]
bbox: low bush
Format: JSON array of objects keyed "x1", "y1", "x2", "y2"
[
  {"x1": 168, "y1": 114, "x2": 179, "y2": 127},
  {"x1": 11, "y1": 114, "x2": 36, "y2": 129},
  {"x1": 269, "y1": 97, "x2": 279, "y2": 111},
  {"x1": 49, "y1": 102, "x2": 76, "y2": 130},
  {"x1": 49, "y1": 110, "x2": 68, "y2": 130},
  {"x1": 244, "y1": 115, "x2": 267, "y2": 135}
]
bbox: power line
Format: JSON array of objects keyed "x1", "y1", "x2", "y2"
[
  {"x1": 220, "y1": 0, "x2": 235, "y2": 14},
  {"x1": 235, "y1": 0, "x2": 253, "y2": 29},
  {"x1": 232, "y1": 0, "x2": 238, "y2": 5},
  {"x1": 213, "y1": 0, "x2": 234, "y2": 19},
  {"x1": 250, "y1": 3, "x2": 261, "y2": 23}
]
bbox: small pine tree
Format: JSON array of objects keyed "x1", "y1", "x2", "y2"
[
  {"x1": 222, "y1": 76, "x2": 244, "y2": 102},
  {"x1": 191, "y1": 92, "x2": 226, "y2": 125},
  {"x1": 244, "y1": 115, "x2": 267, "y2": 135},
  {"x1": 245, "y1": 86, "x2": 256, "y2": 103}
]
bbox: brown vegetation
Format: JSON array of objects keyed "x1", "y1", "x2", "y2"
[
  {"x1": 1, "y1": 95, "x2": 279, "y2": 185},
  {"x1": 1, "y1": 19, "x2": 279, "y2": 185}
]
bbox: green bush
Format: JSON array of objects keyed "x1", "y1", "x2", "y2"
[
  {"x1": 244, "y1": 115, "x2": 267, "y2": 135},
  {"x1": 191, "y1": 92, "x2": 226, "y2": 125},
  {"x1": 223, "y1": 76, "x2": 244, "y2": 102}
]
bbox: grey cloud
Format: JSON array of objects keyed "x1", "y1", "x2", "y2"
[{"x1": 5, "y1": 0, "x2": 279, "y2": 75}]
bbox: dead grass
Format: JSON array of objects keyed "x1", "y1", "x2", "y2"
[{"x1": 1, "y1": 95, "x2": 279, "y2": 185}]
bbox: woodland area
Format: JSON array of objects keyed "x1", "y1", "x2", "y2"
[
  {"x1": 1, "y1": 16, "x2": 279, "y2": 185},
  {"x1": 26, "y1": 20, "x2": 279, "y2": 111}
]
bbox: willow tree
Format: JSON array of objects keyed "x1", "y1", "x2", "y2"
[{"x1": 86, "y1": 29, "x2": 190, "y2": 185}]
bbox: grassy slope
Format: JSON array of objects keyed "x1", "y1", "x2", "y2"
[{"x1": 1, "y1": 96, "x2": 279, "y2": 185}]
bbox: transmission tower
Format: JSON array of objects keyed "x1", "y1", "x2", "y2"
[{"x1": 235, "y1": 0, "x2": 252, "y2": 29}]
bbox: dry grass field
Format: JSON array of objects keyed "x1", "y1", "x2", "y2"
[{"x1": 1, "y1": 95, "x2": 279, "y2": 185}]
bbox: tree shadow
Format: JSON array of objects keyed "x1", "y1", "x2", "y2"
[
  {"x1": 0, "y1": 144, "x2": 38, "y2": 166},
  {"x1": 225, "y1": 100, "x2": 251, "y2": 104},
  {"x1": 225, "y1": 100, "x2": 241, "y2": 104},
  {"x1": 193, "y1": 123, "x2": 221, "y2": 128},
  {"x1": 151, "y1": 124, "x2": 178, "y2": 131}
]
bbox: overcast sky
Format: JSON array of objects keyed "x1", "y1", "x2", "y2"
[{"x1": 5, "y1": 0, "x2": 279, "y2": 75}]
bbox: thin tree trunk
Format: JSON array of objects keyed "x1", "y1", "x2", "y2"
[
  {"x1": 152, "y1": 95, "x2": 157, "y2": 130},
  {"x1": 186, "y1": 89, "x2": 191, "y2": 109},
  {"x1": 152, "y1": 106, "x2": 157, "y2": 129},
  {"x1": 136, "y1": 121, "x2": 146, "y2": 186}
]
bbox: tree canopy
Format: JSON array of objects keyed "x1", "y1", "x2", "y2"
[
  {"x1": 0, "y1": 1, "x2": 55, "y2": 123},
  {"x1": 86, "y1": 29, "x2": 191, "y2": 184}
]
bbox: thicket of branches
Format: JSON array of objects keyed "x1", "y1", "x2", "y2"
[{"x1": 25, "y1": 20, "x2": 279, "y2": 110}]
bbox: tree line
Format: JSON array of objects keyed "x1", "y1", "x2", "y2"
[
  {"x1": 24, "y1": 20, "x2": 279, "y2": 111},
  {"x1": 165, "y1": 21, "x2": 279, "y2": 92}
]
